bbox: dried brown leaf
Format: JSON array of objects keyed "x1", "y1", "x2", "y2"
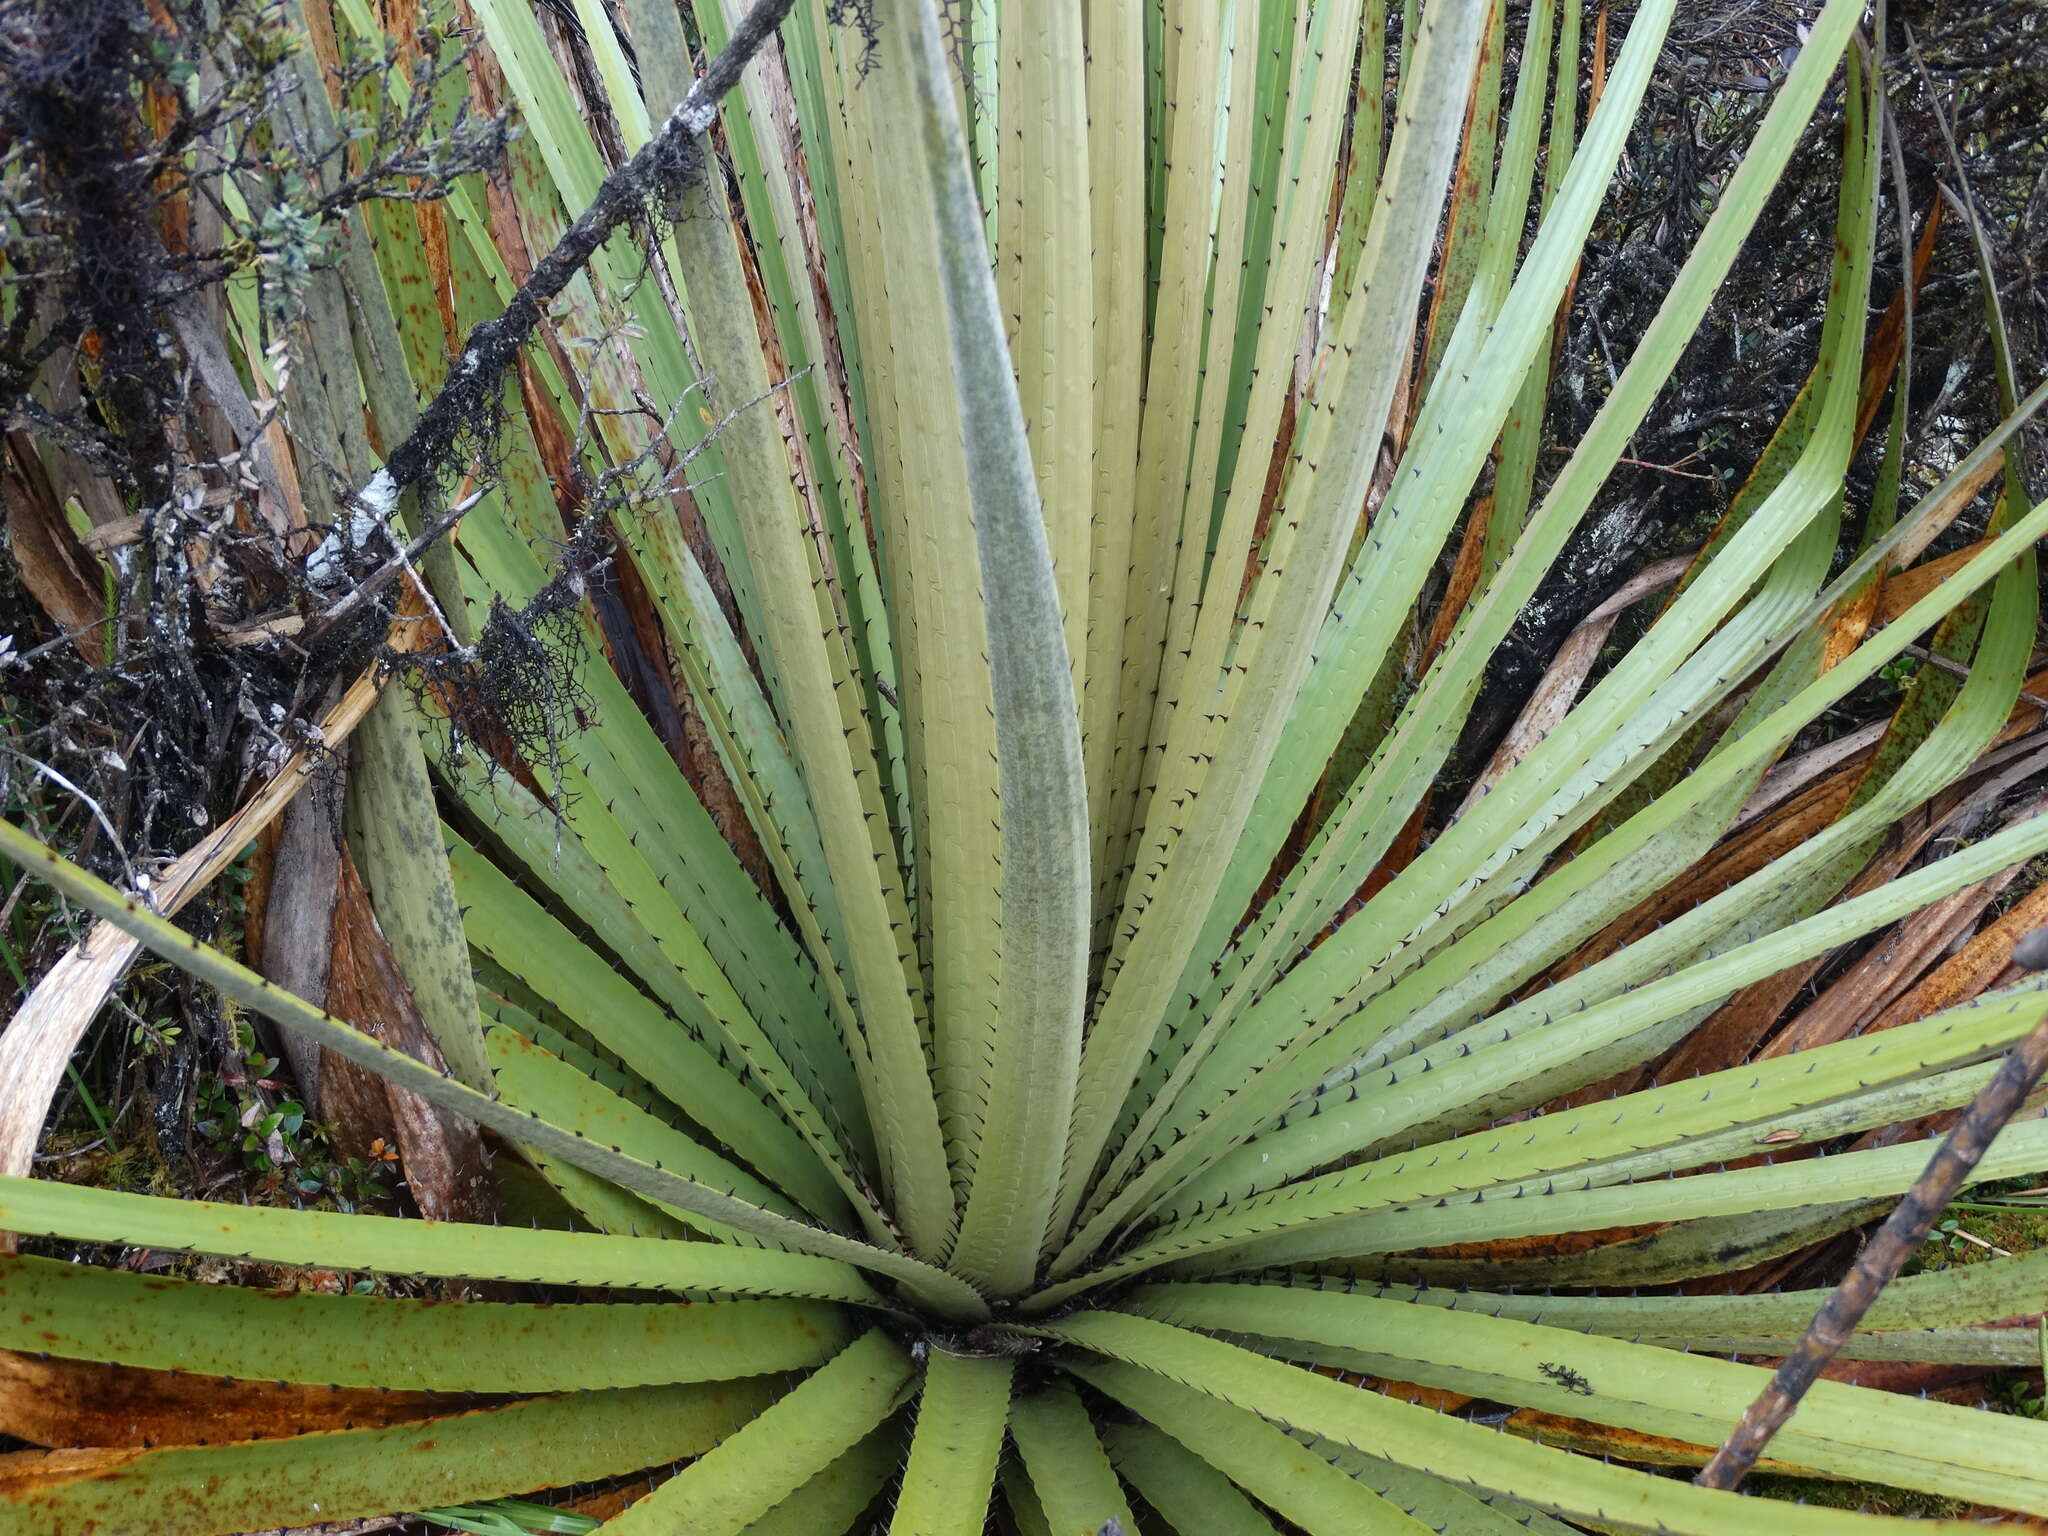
[
  {"x1": 0, "y1": 1350, "x2": 456, "y2": 1449},
  {"x1": 323, "y1": 852, "x2": 494, "y2": 1226},
  {"x1": 2, "y1": 454, "x2": 105, "y2": 665}
]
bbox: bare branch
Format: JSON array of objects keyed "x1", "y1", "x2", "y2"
[{"x1": 1696, "y1": 941, "x2": 2048, "y2": 1491}]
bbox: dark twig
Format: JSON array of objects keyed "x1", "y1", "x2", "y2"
[
  {"x1": 317, "y1": 484, "x2": 488, "y2": 629},
  {"x1": 1901, "y1": 644, "x2": 2048, "y2": 714},
  {"x1": 373, "y1": 0, "x2": 799, "y2": 502},
  {"x1": 0, "y1": 399, "x2": 132, "y2": 484},
  {"x1": 1695, "y1": 926, "x2": 2048, "y2": 1491}
]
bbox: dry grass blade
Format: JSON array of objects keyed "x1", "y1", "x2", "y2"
[{"x1": 1458, "y1": 553, "x2": 1692, "y2": 815}]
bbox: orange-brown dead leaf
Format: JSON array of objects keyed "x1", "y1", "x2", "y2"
[
  {"x1": 1852, "y1": 202, "x2": 1944, "y2": 448},
  {"x1": 1674, "y1": 204, "x2": 1939, "y2": 644},
  {"x1": 556, "y1": 1476, "x2": 665, "y2": 1521},
  {"x1": 1875, "y1": 538, "x2": 1995, "y2": 626},
  {"x1": 1542, "y1": 771, "x2": 1855, "y2": 1010},
  {"x1": 1420, "y1": 493, "x2": 1495, "y2": 670},
  {"x1": 1649, "y1": 814, "x2": 1931, "y2": 1086},
  {"x1": 415, "y1": 198, "x2": 460, "y2": 363},
  {"x1": 1501, "y1": 1410, "x2": 1818, "y2": 1474},
  {"x1": 3, "y1": 453, "x2": 106, "y2": 665},
  {"x1": 0, "y1": 1447, "x2": 145, "y2": 1501},
  {"x1": 1345, "y1": 1377, "x2": 1474, "y2": 1415},
  {"x1": 1416, "y1": 0, "x2": 1503, "y2": 387},
  {"x1": 0, "y1": 1350, "x2": 457, "y2": 1449},
  {"x1": 1888, "y1": 453, "x2": 2010, "y2": 572},
  {"x1": 324, "y1": 852, "x2": 495, "y2": 1226},
  {"x1": 1397, "y1": 1223, "x2": 1668, "y2": 1264},
  {"x1": 1802, "y1": 1360, "x2": 1999, "y2": 1396},
  {"x1": 1760, "y1": 863, "x2": 2027, "y2": 1060},
  {"x1": 1865, "y1": 875, "x2": 2048, "y2": 1034}
]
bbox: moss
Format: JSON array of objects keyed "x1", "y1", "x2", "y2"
[{"x1": 1746, "y1": 1474, "x2": 1971, "y2": 1518}]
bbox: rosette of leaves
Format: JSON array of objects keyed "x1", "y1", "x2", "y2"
[{"x1": 5, "y1": 0, "x2": 2048, "y2": 1531}]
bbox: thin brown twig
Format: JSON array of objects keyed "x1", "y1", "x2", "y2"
[
  {"x1": 1696, "y1": 938, "x2": 2048, "y2": 1491},
  {"x1": 1615, "y1": 454, "x2": 1716, "y2": 481},
  {"x1": 1547, "y1": 445, "x2": 1718, "y2": 480},
  {"x1": 1901, "y1": 642, "x2": 2048, "y2": 713}
]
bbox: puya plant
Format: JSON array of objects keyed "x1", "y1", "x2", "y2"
[{"x1": 5, "y1": 0, "x2": 2048, "y2": 1530}]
